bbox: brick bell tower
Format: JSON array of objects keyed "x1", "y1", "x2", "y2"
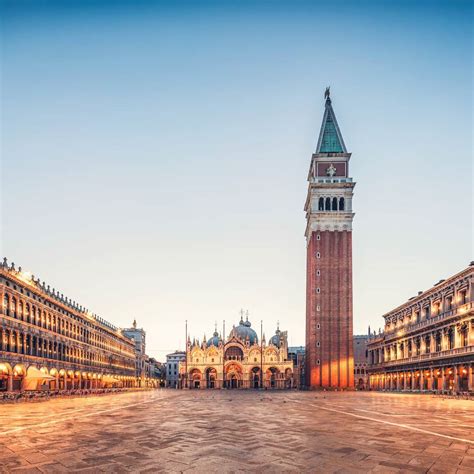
[{"x1": 305, "y1": 88, "x2": 355, "y2": 389}]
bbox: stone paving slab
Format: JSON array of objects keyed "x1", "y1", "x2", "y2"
[{"x1": 0, "y1": 390, "x2": 473, "y2": 473}]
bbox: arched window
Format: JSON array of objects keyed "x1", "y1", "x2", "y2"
[
  {"x1": 4, "y1": 294, "x2": 9, "y2": 316},
  {"x1": 18, "y1": 302, "x2": 23, "y2": 320},
  {"x1": 325, "y1": 197, "x2": 331, "y2": 211},
  {"x1": 332, "y1": 197, "x2": 338, "y2": 211},
  {"x1": 448, "y1": 328, "x2": 454, "y2": 350},
  {"x1": 11, "y1": 297, "x2": 17, "y2": 318},
  {"x1": 339, "y1": 197, "x2": 345, "y2": 211},
  {"x1": 25, "y1": 304, "x2": 30, "y2": 323},
  {"x1": 460, "y1": 325, "x2": 468, "y2": 347},
  {"x1": 225, "y1": 346, "x2": 244, "y2": 360},
  {"x1": 318, "y1": 197, "x2": 324, "y2": 211}
]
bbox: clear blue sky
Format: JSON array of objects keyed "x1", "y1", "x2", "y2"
[{"x1": 1, "y1": 0, "x2": 472, "y2": 360}]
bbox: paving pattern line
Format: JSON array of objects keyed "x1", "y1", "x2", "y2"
[
  {"x1": 348, "y1": 407, "x2": 413, "y2": 417},
  {"x1": 296, "y1": 400, "x2": 474, "y2": 445},
  {"x1": 0, "y1": 393, "x2": 161, "y2": 436}
]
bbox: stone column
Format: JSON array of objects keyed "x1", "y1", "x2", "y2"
[
  {"x1": 430, "y1": 369, "x2": 434, "y2": 391},
  {"x1": 441, "y1": 369, "x2": 446, "y2": 392},
  {"x1": 468, "y1": 322, "x2": 474, "y2": 346},
  {"x1": 410, "y1": 371, "x2": 415, "y2": 391},
  {"x1": 420, "y1": 371, "x2": 424, "y2": 391},
  {"x1": 468, "y1": 364, "x2": 473, "y2": 392},
  {"x1": 454, "y1": 326, "x2": 461, "y2": 349},
  {"x1": 7, "y1": 373, "x2": 13, "y2": 392},
  {"x1": 453, "y1": 366, "x2": 459, "y2": 392}
]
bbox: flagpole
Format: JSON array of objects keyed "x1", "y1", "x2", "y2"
[
  {"x1": 222, "y1": 319, "x2": 226, "y2": 389},
  {"x1": 260, "y1": 320, "x2": 263, "y2": 389},
  {"x1": 185, "y1": 319, "x2": 188, "y2": 389}
]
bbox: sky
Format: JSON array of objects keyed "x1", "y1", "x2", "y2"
[{"x1": 1, "y1": 0, "x2": 472, "y2": 361}]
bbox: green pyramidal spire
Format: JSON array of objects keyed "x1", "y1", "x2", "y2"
[{"x1": 316, "y1": 88, "x2": 347, "y2": 153}]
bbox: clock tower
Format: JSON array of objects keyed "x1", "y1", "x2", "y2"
[{"x1": 304, "y1": 89, "x2": 355, "y2": 389}]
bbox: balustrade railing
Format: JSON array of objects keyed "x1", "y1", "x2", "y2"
[
  {"x1": 372, "y1": 345, "x2": 474, "y2": 367},
  {"x1": 384, "y1": 302, "x2": 472, "y2": 337}
]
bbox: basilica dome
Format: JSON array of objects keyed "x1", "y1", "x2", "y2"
[
  {"x1": 229, "y1": 317, "x2": 258, "y2": 344},
  {"x1": 269, "y1": 325, "x2": 281, "y2": 347},
  {"x1": 207, "y1": 330, "x2": 220, "y2": 347},
  {"x1": 269, "y1": 334, "x2": 280, "y2": 347}
]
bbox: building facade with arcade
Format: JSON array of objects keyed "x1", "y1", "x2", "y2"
[
  {"x1": 367, "y1": 263, "x2": 474, "y2": 393},
  {"x1": 0, "y1": 258, "x2": 137, "y2": 392},
  {"x1": 180, "y1": 315, "x2": 294, "y2": 389}
]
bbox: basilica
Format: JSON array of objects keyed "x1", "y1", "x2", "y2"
[{"x1": 179, "y1": 313, "x2": 294, "y2": 389}]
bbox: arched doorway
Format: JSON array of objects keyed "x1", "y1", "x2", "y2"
[
  {"x1": 0, "y1": 362, "x2": 12, "y2": 391},
  {"x1": 189, "y1": 369, "x2": 202, "y2": 389},
  {"x1": 225, "y1": 362, "x2": 243, "y2": 389},
  {"x1": 12, "y1": 364, "x2": 26, "y2": 391},
  {"x1": 205, "y1": 367, "x2": 217, "y2": 389},
  {"x1": 251, "y1": 367, "x2": 260, "y2": 389},
  {"x1": 266, "y1": 367, "x2": 279, "y2": 388},
  {"x1": 460, "y1": 367, "x2": 469, "y2": 391}
]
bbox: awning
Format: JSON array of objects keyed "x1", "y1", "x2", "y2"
[
  {"x1": 102, "y1": 375, "x2": 120, "y2": 383},
  {"x1": 23, "y1": 367, "x2": 55, "y2": 390},
  {"x1": 25, "y1": 367, "x2": 55, "y2": 380}
]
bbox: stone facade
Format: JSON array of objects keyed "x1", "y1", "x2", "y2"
[
  {"x1": 166, "y1": 350, "x2": 185, "y2": 388},
  {"x1": 0, "y1": 258, "x2": 137, "y2": 392},
  {"x1": 123, "y1": 321, "x2": 150, "y2": 387},
  {"x1": 353, "y1": 335, "x2": 369, "y2": 390},
  {"x1": 305, "y1": 91, "x2": 355, "y2": 389},
  {"x1": 180, "y1": 316, "x2": 294, "y2": 389},
  {"x1": 367, "y1": 263, "x2": 474, "y2": 393},
  {"x1": 288, "y1": 346, "x2": 305, "y2": 389}
]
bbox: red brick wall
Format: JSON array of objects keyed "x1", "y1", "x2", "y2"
[{"x1": 306, "y1": 230, "x2": 354, "y2": 389}]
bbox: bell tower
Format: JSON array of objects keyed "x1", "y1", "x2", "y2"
[{"x1": 304, "y1": 88, "x2": 355, "y2": 389}]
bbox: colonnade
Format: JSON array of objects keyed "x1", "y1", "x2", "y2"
[
  {"x1": 369, "y1": 363, "x2": 474, "y2": 393},
  {"x1": 0, "y1": 361, "x2": 136, "y2": 392}
]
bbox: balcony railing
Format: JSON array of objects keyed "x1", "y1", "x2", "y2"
[
  {"x1": 383, "y1": 302, "x2": 473, "y2": 339},
  {"x1": 372, "y1": 345, "x2": 474, "y2": 367}
]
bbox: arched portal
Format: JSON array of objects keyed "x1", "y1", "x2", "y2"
[
  {"x1": 225, "y1": 363, "x2": 243, "y2": 389},
  {"x1": 285, "y1": 368, "x2": 293, "y2": 388},
  {"x1": 266, "y1": 367, "x2": 280, "y2": 389},
  {"x1": 189, "y1": 369, "x2": 202, "y2": 389},
  {"x1": 251, "y1": 367, "x2": 261, "y2": 389},
  {"x1": 0, "y1": 362, "x2": 12, "y2": 391},
  {"x1": 205, "y1": 367, "x2": 217, "y2": 389}
]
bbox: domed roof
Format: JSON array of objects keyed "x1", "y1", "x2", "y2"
[
  {"x1": 207, "y1": 330, "x2": 220, "y2": 347},
  {"x1": 269, "y1": 324, "x2": 281, "y2": 347},
  {"x1": 269, "y1": 334, "x2": 280, "y2": 347},
  {"x1": 229, "y1": 316, "x2": 258, "y2": 344}
]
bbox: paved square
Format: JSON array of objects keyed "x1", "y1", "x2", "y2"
[{"x1": 0, "y1": 390, "x2": 473, "y2": 473}]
